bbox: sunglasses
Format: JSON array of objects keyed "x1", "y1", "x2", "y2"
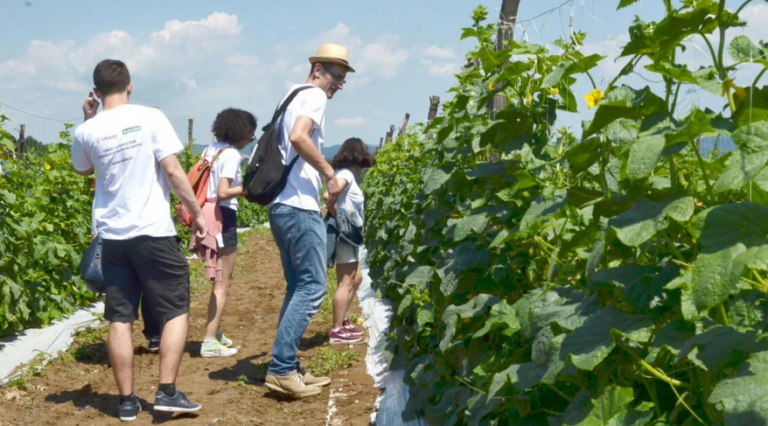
[{"x1": 323, "y1": 65, "x2": 346, "y2": 85}]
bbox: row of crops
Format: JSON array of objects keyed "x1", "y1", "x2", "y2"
[
  {"x1": 364, "y1": 1, "x2": 768, "y2": 425},
  {"x1": 0, "y1": 117, "x2": 267, "y2": 337}
]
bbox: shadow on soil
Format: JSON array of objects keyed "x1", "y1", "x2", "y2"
[
  {"x1": 298, "y1": 331, "x2": 327, "y2": 351},
  {"x1": 45, "y1": 383, "x2": 200, "y2": 423}
]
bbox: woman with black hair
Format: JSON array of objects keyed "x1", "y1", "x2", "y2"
[
  {"x1": 197, "y1": 108, "x2": 256, "y2": 357},
  {"x1": 325, "y1": 137, "x2": 375, "y2": 344}
]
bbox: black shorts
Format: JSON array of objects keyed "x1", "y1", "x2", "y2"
[
  {"x1": 102, "y1": 235, "x2": 190, "y2": 324},
  {"x1": 221, "y1": 206, "x2": 238, "y2": 247}
]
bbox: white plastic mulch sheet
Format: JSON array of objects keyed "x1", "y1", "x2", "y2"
[
  {"x1": 357, "y1": 247, "x2": 427, "y2": 426},
  {"x1": 0, "y1": 302, "x2": 105, "y2": 386}
]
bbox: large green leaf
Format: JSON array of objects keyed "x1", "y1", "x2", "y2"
[
  {"x1": 527, "y1": 287, "x2": 599, "y2": 338},
  {"x1": 437, "y1": 242, "x2": 490, "y2": 296},
  {"x1": 440, "y1": 294, "x2": 498, "y2": 352},
  {"x1": 474, "y1": 299, "x2": 520, "y2": 338},
  {"x1": 608, "y1": 196, "x2": 695, "y2": 247},
  {"x1": 729, "y1": 35, "x2": 768, "y2": 66},
  {"x1": 424, "y1": 168, "x2": 451, "y2": 194},
  {"x1": 562, "y1": 386, "x2": 651, "y2": 426},
  {"x1": 626, "y1": 134, "x2": 665, "y2": 182},
  {"x1": 452, "y1": 213, "x2": 489, "y2": 241},
  {"x1": 710, "y1": 351, "x2": 768, "y2": 425},
  {"x1": 582, "y1": 86, "x2": 666, "y2": 140},
  {"x1": 560, "y1": 305, "x2": 654, "y2": 371},
  {"x1": 714, "y1": 122, "x2": 768, "y2": 193},
  {"x1": 691, "y1": 202, "x2": 768, "y2": 313},
  {"x1": 693, "y1": 67, "x2": 721, "y2": 95},
  {"x1": 566, "y1": 138, "x2": 602, "y2": 175},
  {"x1": 488, "y1": 331, "x2": 565, "y2": 397},
  {"x1": 520, "y1": 192, "x2": 568, "y2": 232},
  {"x1": 679, "y1": 325, "x2": 768, "y2": 373}
]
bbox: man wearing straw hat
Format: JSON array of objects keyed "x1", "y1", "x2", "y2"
[{"x1": 264, "y1": 43, "x2": 354, "y2": 398}]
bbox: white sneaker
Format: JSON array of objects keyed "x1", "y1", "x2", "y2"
[
  {"x1": 201, "y1": 339, "x2": 238, "y2": 357},
  {"x1": 216, "y1": 330, "x2": 233, "y2": 347}
]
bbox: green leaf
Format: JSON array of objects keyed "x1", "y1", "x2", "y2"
[
  {"x1": 560, "y1": 305, "x2": 654, "y2": 370},
  {"x1": 710, "y1": 351, "x2": 768, "y2": 425},
  {"x1": 714, "y1": 122, "x2": 768, "y2": 193},
  {"x1": 729, "y1": 35, "x2": 768, "y2": 66},
  {"x1": 617, "y1": 0, "x2": 641, "y2": 10},
  {"x1": 691, "y1": 202, "x2": 768, "y2": 313},
  {"x1": 437, "y1": 242, "x2": 490, "y2": 296},
  {"x1": 693, "y1": 67, "x2": 721, "y2": 95},
  {"x1": 583, "y1": 85, "x2": 666, "y2": 140},
  {"x1": 424, "y1": 168, "x2": 451, "y2": 194},
  {"x1": 405, "y1": 266, "x2": 434, "y2": 286},
  {"x1": 626, "y1": 134, "x2": 665, "y2": 182},
  {"x1": 562, "y1": 385, "x2": 648, "y2": 426},
  {"x1": 474, "y1": 299, "x2": 520, "y2": 338},
  {"x1": 608, "y1": 196, "x2": 695, "y2": 247},
  {"x1": 440, "y1": 294, "x2": 498, "y2": 352},
  {"x1": 565, "y1": 137, "x2": 601, "y2": 175},
  {"x1": 521, "y1": 192, "x2": 568, "y2": 232},
  {"x1": 679, "y1": 325, "x2": 768, "y2": 373},
  {"x1": 453, "y1": 213, "x2": 488, "y2": 241}
]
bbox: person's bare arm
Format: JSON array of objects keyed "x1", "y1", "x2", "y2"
[
  {"x1": 159, "y1": 154, "x2": 207, "y2": 240},
  {"x1": 217, "y1": 177, "x2": 243, "y2": 201},
  {"x1": 75, "y1": 168, "x2": 93, "y2": 177},
  {"x1": 289, "y1": 116, "x2": 341, "y2": 202},
  {"x1": 322, "y1": 178, "x2": 348, "y2": 216}
]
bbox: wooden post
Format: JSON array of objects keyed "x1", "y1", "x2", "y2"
[
  {"x1": 426, "y1": 96, "x2": 441, "y2": 139},
  {"x1": 384, "y1": 125, "x2": 395, "y2": 143},
  {"x1": 378, "y1": 137, "x2": 384, "y2": 150},
  {"x1": 491, "y1": 0, "x2": 521, "y2": 120},
  {"x1": 187, "y1": 119, "x2": 193, "y2": 150},
  {"x1": 398, "y1": 113, "x2": 410, "y2": 137},
  {"x1": 18, "y1": 124, "x2": 25, "y2": 161}
]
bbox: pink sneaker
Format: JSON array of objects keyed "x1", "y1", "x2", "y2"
[
  {"x1": 342, "y1": 319, "x2": 364, "y2": 336},
  {"x1": 329, "y1": 328, "x2": 362, "y2": 344}
]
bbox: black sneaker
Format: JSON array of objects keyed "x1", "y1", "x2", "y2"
[
  {"x1": 153, "y1": 390, "x2": 201, "y2": 413},
  {"x1": 147, "y1": 336, "x2": 160, "y2": 353},
  {"x1": 118, "y1": 395, "x2": 141, "y2": 422}
]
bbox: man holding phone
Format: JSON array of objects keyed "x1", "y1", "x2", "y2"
[{"x1": 71, "y1": 59, "x2": 206, "y2": 422}]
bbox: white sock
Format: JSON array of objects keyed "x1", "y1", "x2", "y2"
[{"x1": 331, "y1": 327, "x2": 342, "y2": 333}]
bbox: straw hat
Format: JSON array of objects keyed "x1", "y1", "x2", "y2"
[{"x1": 309, "y1": 43, "x2": 356, "y2": 73}]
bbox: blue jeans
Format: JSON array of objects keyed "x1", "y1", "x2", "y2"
[{"x1": 268, "y1": 203, "x2": 327, "y2": 376}]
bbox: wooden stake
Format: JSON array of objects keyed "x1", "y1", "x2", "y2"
[
  {"x1": 378, "y1": 137, "x2": 384, "y2": 150},
  {"x1": 490, "y1": 0, "x2": 521, "y2": 119},
  {"x1": 398, "y1": 113, "x2": 410, "y2": 137},
  {"x1": 426, "y1": 96, "x2": 441, "y2": 139},
  {"x1": 18, "y1": 124, "x2": 25, "y2": 161},
  {"x1": 187, "y1": 119, "x2": 193, "y2": 149},
  {"x1": 385, "y1": 125, "x2": 395, "y2": 143}
]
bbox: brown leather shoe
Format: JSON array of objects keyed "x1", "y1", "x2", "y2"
[
  {"x1": 300, "y1": 367, "x2": 331, "y2": 387},
  {"x1": 265, "y1": 370, "x2": 322, "y2": 398}
]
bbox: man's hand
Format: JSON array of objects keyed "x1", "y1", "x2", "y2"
[
  {"x1": 325, "y1": 174, "x2": 342, "y2": 198},
  {"x1": 192, "y1": 215, "x2": 207, "y2": 242},
  {"x1": 82, "y1": 92, "x2": 99, "y2": 121}
]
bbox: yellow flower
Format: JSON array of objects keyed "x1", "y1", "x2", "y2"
[
  {"x1": 488, "y1": 82, "x2": 495, "y2": 91},
  {"x1": 60, "y1": 223, "x2": 65, "y2": 228},
  {"x1": 524, "y1": 93, "x2": 533, "y2": 106},
  {"x1": 549, "y1": 87, "x2": 559, "y2": 96},
  {"x1": 584, "y1": 89, "x2": 604, "y2": 109},
  {"x1": 45, "y1": 164, "x2": 51, "y2": 170}
]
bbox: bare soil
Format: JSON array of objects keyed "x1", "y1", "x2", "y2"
[{"x1": 0, "y1": 230, "x2": 378, "y2": 426}]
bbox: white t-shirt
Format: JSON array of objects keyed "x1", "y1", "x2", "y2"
[
  {"x1": 71, "y1": 104, "x2": 183, "y2": 240},
  {"x1": 336, "y1": 168, "x2": 364, "y2": 226},
  {"x1": 203, "y1": 141, "x2": 243, "y2": 211},
  {"x1": 271, "y1": 84, "x2": 327, "y2": 212}
]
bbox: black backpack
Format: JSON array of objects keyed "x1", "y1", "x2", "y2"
[{"x1": 243, "y1": 86, "x2": 311, "y2": 205}]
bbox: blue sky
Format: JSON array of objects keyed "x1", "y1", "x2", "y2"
[{"x1": 0, "y1": 0, "x2": 764, "y2": 147}]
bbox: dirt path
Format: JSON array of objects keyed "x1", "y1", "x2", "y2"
[{"x1": 0, "y1": 229, "x2": 377, "y2": 426}]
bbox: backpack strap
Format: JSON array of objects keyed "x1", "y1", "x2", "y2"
[
  {"x1": 269, "y1": 86, "x2": 313, "y2": 126},
  {"x1": 210, "y1": 145, "x2": 232, "y2": 165}
]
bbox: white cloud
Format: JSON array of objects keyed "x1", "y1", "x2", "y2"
[
  {"x1": 419, "y1": 58, "x2": 460, "y2": 77},
  {"x1": 423, "y1": 45, "x2": 456, "y2": 59},
  {"x1": 335, "y1": 116, "x2": 368, "y2": 127}
]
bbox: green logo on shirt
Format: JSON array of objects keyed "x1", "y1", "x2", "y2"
[{"x1": 122, "y1": 126, "x2": 142, "y2": 135}]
